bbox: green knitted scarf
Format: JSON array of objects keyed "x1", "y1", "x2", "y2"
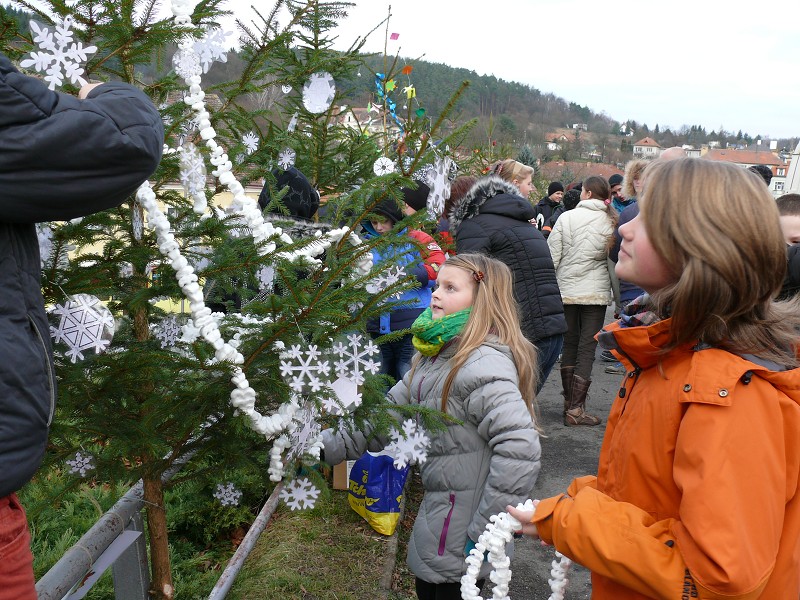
[{"x1": 410, "y1": 307, "x2": 472, "y2": 356}]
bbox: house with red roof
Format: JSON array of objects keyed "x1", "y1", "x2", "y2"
[{"x1": 632, "y1": 137, "x2": 662, "y2": 160}]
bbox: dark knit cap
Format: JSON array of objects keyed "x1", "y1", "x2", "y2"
[
  {"x1": 258, "y1": 167, "x2": 320, "y2": 220},
  {"x1": 547, "y1": 181, "x2": 564, "y2": 196},
  {"x1": 401, "y1": 181, "x2": 431, "y2": 212},
  {"x1": 608, "y1": 174, "x2": 624, "y2": 187},
  {"x1": 372, "y1": 198, "x2": 404, "y2": 224}
]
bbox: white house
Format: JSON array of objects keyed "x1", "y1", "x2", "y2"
[{"x1": 632, "y1": 137, "x2": 662, "y2": 159}]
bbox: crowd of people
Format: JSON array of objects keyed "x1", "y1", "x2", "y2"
[{"x1": 3, "y1": 48, "x2": 799, "y2": 600}]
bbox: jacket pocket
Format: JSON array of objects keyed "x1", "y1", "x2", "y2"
[
  {"x1": 28, "y1": 315, "x2": 56, "y2": 426},
  {"x1": 437, "y1": 492, "x2": 456, "y2": 556}
]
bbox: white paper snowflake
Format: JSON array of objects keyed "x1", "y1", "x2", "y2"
[
  {"x1": 373, "y1": 156, "x2": 396, "y2": 176},
  {"x1": 257, "y1": 265, "x2": 275, "y2": 291},
  {"x1": 179, "y1": 143, "x2": 206, "y2": 197},
  {"x1": 132, "y1": 204, "x2": 144, "y2": 241},
  {"x1": 385, "y1": 419, "x2": 430, "y2": 469},
  {"x1": 21, "y1": 17, "x2": 97, "y2": 90},
  {"x1": 323, "y1": 376, "x2": 362, "y2": 416},
  {"x1": 281, "y1": 84, "x2": 292, "y2": 94},
  {"x1": 153, "y1": 315, "x2": 181, "y2": 349},
  {"x1": 50, "y1": 294, "x2": 115, "y2": 362},
  {"x1": 213, "y1": 482, "x2": 243, "y2": 507},
  {"x1": 193, "y1": 27, "x2": 233, "y2": 74},
  {"x1": 424, "y1": 157, "x2": 453, "y2": 220},
  {"x1": 66, "y1": 451, "x2": 95, "y2": 477},
  {"x1": 278, "y1": 147, "x2": 296, "y2": 170},
  {"x1": 279, "y1": 344, "x2": 332, "y2": 393},
  {"x1": 172, "y1": 47, "x2": 202, "y2": 81},
  {"x1": 36, "y1": 223, "x2": 56, "y2": 268},
  {"x1": 365, "y1": 265, "x2": 406, "y2": 300},
  {"x1": 279, "y1": 477, "x2": 320, "y2": 511},
  {"x1": 242, "y1": 131, "x2": 259, "y2": 155},
  {"x1": 287, "y1": 112, "x2": 299, "y2": 133},
  {"x1": 301, "y1": 71, "x2": 335, "y2": 113},
  {"x1": 331, "y1": 333, "x2": 381, "y2": 385},
  {"x1": 286, "y1": 402, "x2": 321, "y2": 461}
]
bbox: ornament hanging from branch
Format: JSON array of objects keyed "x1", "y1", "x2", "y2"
[
  {"x1": 302, "y1": 71, "x2": 336, "y2": 113},
  {"x1": 50, "y1": 294, "x2": 115, "y2": 363},
  {"x1": 21, "y1": 16, "x2": 97, "y2": 90}
]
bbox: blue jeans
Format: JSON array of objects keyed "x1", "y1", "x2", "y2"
[
  {"x1": 534, "y1": 333, "x2": 564, "y2": 394},
  {"x1": 373, "y1": 333, "x2": 415, "y2": 383}
]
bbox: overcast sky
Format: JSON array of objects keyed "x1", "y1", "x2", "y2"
[{"x1": 221, "y1": 0, "x2": 800, "y2": 139}]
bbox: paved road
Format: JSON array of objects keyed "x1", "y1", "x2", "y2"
[{"x1": 483, "y1": 308, "x2": 622, "y2": 599}]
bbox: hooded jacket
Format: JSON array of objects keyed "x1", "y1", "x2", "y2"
[
  {"x1": 533, "y1": 317, "x2": 800, "y2": 599},
  {"x1": 0, "y1": 53, "x2": 163, "y2": 498},
  {"x1": 534, "y1": 195, "x2": 562, "y2": 237},
  {"x1": 323, "y1": 336, "x2": 541, "y2": 584},
  {"x1": 547, "y1": 198, "x2": 614, "y2": 305},
  {"x1": 450, "y1": 177, "x2": 567, "y2": 342}
]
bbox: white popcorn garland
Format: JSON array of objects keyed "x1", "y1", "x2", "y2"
[
  {"x1": 131, "y1": 0, "x2": 374, "y2": 487},
  {"x1": 461, "y1": 499, "x2": 572, "y2": 600}
]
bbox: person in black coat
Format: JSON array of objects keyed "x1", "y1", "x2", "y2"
[
  {"x1": 0, "y1": 52, "x2": 163, "y2": 596},
  {"x1": 450, "y1": 173, "x2": 567, "y2": 393}
]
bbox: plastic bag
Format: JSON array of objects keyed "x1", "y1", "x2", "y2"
[{"x1": 348, "y1": 451, "x2": 409, "y2": 535}]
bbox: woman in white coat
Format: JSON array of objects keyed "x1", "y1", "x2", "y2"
[{"x1": 547, "y1": 176, "x2": 616, "y2": 425}]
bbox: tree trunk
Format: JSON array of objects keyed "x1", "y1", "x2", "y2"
[{"x1": 143, "y1": 477, "x2": 174, "y2": 600}]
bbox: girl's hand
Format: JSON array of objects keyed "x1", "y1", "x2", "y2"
[{"x1": 506, "y1": 505, "x2": 540, "y2": 538}]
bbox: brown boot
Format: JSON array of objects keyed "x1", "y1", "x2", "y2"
[
  {"x1": 560, "y1": 366, "x2": 575, "y2": 415},
  {"x1": 564, "y1": 374, "x2": 601, "y2": 426}
]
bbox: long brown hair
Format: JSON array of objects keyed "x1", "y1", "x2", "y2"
[
  {"x1": 435, "y1": 254, "x2": 540, "y2": 425},
  {"x1": 582, "y1": 175, "x2": 618, "y2": 250},
  {"x1": 642, "y1": 158, "x2": 800, "y2": 365}
]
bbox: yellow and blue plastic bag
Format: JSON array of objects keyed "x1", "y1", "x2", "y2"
[{"x1": 348, "y1": 451, "x2": 409, "y2": 535}]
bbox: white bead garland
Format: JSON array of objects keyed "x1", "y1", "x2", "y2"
[{"x1": 461, "y1": 500, "x2": 571, "y2": 600}]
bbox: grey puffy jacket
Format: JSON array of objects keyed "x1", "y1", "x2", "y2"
[{"x1": 322, "y1": 337, "x2": 541, "y2": 584}]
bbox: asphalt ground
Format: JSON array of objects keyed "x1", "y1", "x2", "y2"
[{"x1": 482, "y1": 307, "x2": 622, "y2": 599}]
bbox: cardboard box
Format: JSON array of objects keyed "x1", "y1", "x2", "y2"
[{"x1": 332, "y1": 459, "x2": 356, "y2": 490}]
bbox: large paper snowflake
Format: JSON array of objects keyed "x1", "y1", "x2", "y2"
[
  {"x1": 301, "y1": 71, "x2": 335, "y2": 113},
  {"x1": 193, "y1": 27, "x2": 233, "y2": 73},
  {"x1": 172, "y1": 47, "x2": 202, "y2": 81},
  {"x1": 213, "y1": 482, "x2": 243, "y2": 507},
  {"x1": 279, "y1": 344, "x2": 332, "y2": 393},
  {"x1": 279, "y1": 477, "x2": 320, "y2": 511},
  {"x1": 385, "y1": 419, "x2": 430, "y2": 469},
  {"x1": 50, "y1": 294, "x2": 115, "y2": 362},
  {"x1": 366, "y1": 265, "x2": 406, "y2": 300},
  {"x1": 286, "y1": 402, "x2": 321, "y2": 461},
  {"x1": 66, "y1": 451, "x2": 95, "y2": 477},
  {"x1": 424, "y1": 157, "x2": 454, "y2": 220},
  {"x1": 153, "y1": 316, "x2": 181, "y2": 349},
  {"x1": 331, "y1": 333, "x2": 381, "y2": 385},
  {"x1": 21, "y1": 17, "x2": 97, "y2": 90},
  {"x1": 242, "y1": 131, "x2": 259, "y2": 155}
]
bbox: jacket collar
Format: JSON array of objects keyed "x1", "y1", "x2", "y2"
[
  {"x1": 449, "y1": 176, "x2": 530, "y2": 230},
  {"x1": 599, "y1": 318, "x2": 800, "y2": 406}
]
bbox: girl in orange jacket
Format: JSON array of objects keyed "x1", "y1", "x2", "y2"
[{"x1": 509, "y1": 158, "x2": 800, "y2": 599}]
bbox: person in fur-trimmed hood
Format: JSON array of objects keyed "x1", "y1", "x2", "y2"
[{"x1": 450, "y1": 161, "x2": 567, "y2": 392}]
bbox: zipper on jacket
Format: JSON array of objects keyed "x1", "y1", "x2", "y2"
[
  {"x1": 29, "y1": 315, "x2": 56, "y2": 425},
  {"x1": 438, "y1": 493, "x2": 456, "y2": 556},
  {"x1": 619, "y1": 368, "x2": 641, "y2": 417}
]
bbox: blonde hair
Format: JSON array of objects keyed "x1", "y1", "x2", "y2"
[
  {"x1": 436, "y1": 253, "x2": 540, "y2": 424},
  {"x1": 622, "y1": 159, "x2": 648, "y2": 199},
  {"x1": 489, "y1": 159, "x2": 534, "y2": 189},
  {"x1": 641, "y1": 158, "x2": 800, "y2": 366}
]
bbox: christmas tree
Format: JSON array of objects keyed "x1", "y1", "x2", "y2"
[{"x1": 1, "y1": 0, "x2": 469, "y2": 596}]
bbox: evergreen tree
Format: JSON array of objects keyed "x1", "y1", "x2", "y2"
[
  {"x1": 2, "y1": 0, "x2": 462, "y2": 596},
  {"x1": 516, "y1": 144, "x2": 537, "y2": 168}
]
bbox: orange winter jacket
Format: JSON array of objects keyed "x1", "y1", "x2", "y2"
[{"x1": 533, "y1": 318, "x2": 800, "y2": 599}]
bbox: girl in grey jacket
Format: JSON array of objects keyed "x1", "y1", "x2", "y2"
[{"x1": 323, "y1": 253, "x2": 541, "y2": 599}]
